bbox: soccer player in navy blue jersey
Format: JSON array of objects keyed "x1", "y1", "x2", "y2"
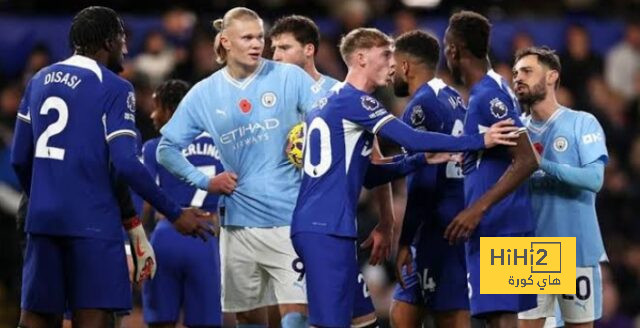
[
  {"x1": 390, "y1": 30, "x2": 471, "y2": 328},
  {"x1": 269, "y1": 15, "x2": 381, "y2": 327},
  {"x1": 141, "y1": 79, "x2": 225, "y2": 327},
  {"x1": 10, "y1": 7, "x2": 213, "y2": 328},
  {"x1": 442, "y1": 11, "x2": 540, "y2": 328},
  {"x1": 291, "y1": 27, "x2": 519, "y2": 328}
]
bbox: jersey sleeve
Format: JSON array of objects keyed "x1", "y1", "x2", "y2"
[
  {"x1": 11, "y1": 80, "x2": 35, "y2": 192},
  {"x1": 576, "y1": 113, "x2": 608, "y2": 166},
  {"x1": 290, "y1": 65, "x2": 325, "y2": 114},
  {"x1": 472, "y1": 91, "x2": 524, "y2": 128},
  {"x1": 104, "y1": 82, "x2": 138, "y2": 142},
  {"x1": 345, "y1": 94, "x2": 395, "y2": 134},
  {"x1": 142, "y1": 140, "x2": 159, "y2": 182},
  {"x1": 404, "y1": 94, "x2": 445, "y2": 132},
  {"x1": 160, "y1": 86, "x2": 206, "y2": 148}
]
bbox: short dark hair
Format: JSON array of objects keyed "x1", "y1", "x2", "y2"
[
  {"x1": 395, "y1": 30, "x2": 440, "y2": 70},
  {"x1": 448, "y1": 10, "x2": 491, "y2": 59},
  {"x1": 69, "y1": 6, "x2": 124, "y2": 55},
  {"x1": 270, "y1": 15, "x2": 320, "y2": 55},
  {"x1": 154, "y1": 79, "x2": 191, "y2": 113},
  {"x1": 514, "y1": 46, "x2": 562, "y2": 88}
]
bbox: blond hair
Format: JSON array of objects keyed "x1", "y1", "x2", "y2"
[
  {"x1": 212, "y1": 7, "x2": 262, "y2": 65},
  {"x1": 338, "y1": 28, "x2": 393, "y2": 64}
]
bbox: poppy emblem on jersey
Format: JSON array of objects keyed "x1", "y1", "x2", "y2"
[
  {"x1": 361, "y1": 95, "x2": 380, "y2": 112},
  {"x1": 126, "y1": 92, "x2": 136, "y2": 113},
  {"x1": 533, "y1": 142, "x2": 544, "y2": 155},
  {"x1": 489, "y1": 98, "x2": 508, "y2": 119},
  {"x1": 239, "y1": 99, "x2": 252, "y2": 114},
  {"x1": 410, "y1": 105, "x2": 425, "y2": 126},
  {"x1": 553, "y1": 137, "x2": 568, "y2": 152},
  {"x1": 261, "y1": 92, "x2": 277, "y2": 108}
]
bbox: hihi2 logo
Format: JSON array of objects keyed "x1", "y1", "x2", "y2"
[{"x1": 480, "y1": 237, "x2": 576, "y2": 294}]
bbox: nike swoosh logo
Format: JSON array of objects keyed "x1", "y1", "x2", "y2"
[
  {"x1": 216, "y1": 109, "x2": 227, "y2": 116},
  {"x1": 136, "y1": 238, "x2": 145, "y2": 257},
  {"x1": 361, "y1": 143, "x2": 373, "y2": 156}
]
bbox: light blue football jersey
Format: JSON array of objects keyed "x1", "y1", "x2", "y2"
[
  {"x1": 319, "y1": 74, "x2": 339, "y2": 91},
  {"x1": 160, "y1": 59, "x2": 322, "y2": 227},
  {"x1": 525, "y1": 107, "x2": 608, "y2": 266}
]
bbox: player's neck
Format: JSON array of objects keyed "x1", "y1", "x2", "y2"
[
  {"x1": 462, "y1": 57, "x2": 489, "y2": 89},
  {"x1": 531, "y1": 94, "x2": 561, "y2": 122},
  {"x1": 345, "y1": 70, "x2": 376, "y2": 93},
  {"x1": 226, "y1": 59, "x2": 260, "y2": 80},
  {"x1": 409, "y1": 71, "x2": 435, "y2": 96},
  {"x1": 75, "y1": 51, "x2": 106, "y2": 66},
  {"x1": 304, "y1": 61, "x2": 323, "y2": 81}
]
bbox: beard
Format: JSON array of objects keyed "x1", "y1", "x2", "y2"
[
  {"x1": 516, "y1": 77, "x2": 547, "y2": 107},
  {"x1": 393, "y1": 75, "x2": 409, "y2": 97}
]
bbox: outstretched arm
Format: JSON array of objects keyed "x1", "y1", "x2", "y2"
[
  {"x1": 363, "y1": 153, "x2": 427, "y2": 189},
  {"x1": 377, "y1": 118, "x2": 518, "y2": 153}
]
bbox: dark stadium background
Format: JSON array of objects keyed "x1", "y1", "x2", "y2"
[{"x1": 0, "y1": 0, "x2": 639, "y2": 327}]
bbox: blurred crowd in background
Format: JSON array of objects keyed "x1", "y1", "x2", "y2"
[{"x1": 1, "y1": 0, "x2": 640, "y2": 327}]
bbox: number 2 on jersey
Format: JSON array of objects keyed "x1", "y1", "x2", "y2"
[{"x1": 35, "y1": 96, "x2": 69, "y2": 160}]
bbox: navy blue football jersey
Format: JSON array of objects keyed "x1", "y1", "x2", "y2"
[
  {"x1": 15, "y1": 55, "x2": 140, "y2": 240},
  {"x1": 462, "y1": 70, "x2": 534, "y2": 236},
  {"x1": 401, "y1": 78, "x2": 465, "y2": 229}
]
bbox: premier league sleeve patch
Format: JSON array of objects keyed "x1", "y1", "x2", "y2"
[
  {"x1": 361, "y1": 95, "x2": 380, "y2": 112},
  {"x1": 410, "y1": 105, "x2": 425, "y2": 126},
  {"x1": 489, "y1": 97, "x2": 508, "y2": 119},
  {"x1": 127, "y1": 91, "x2": 136, "y2": 113}
]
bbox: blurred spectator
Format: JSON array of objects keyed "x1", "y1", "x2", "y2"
[
  {"x1": 624, "y1": 69, "x2": 640, "y2": 132},
  {"x1": 605, "y1": 19, "x2": 640, "y2": 99},
  {"x1": 162, "y1": 7, "x2": 197, "y2": 69},
  {"x1": 171, "y1": 33, "x2": 220, "y2": 85},
  {"x1": 560, "y1": 24, "x2": 603, "y2": 109},
  {"x1": 130, "y1": 74, "x2": 158, "y2": 142},
  {"x1": 133, "y1": 30, "x2": 176, "y2": 87},
  {"x1": 21, "y1": 43, "x2": 51, "y2": 87},
  {"x1": 393, "y1": 9, "x2": 419, "y2": 36},
  {"x1": 596, "y1": 264, "x2": 635, "y2": 328},
  {"x1": 587, "y1": 76, "x2": 631, "y2": 159},
  {"x1": 511, "y1": 31, "x2": 534, "y2": 63},
  {"x1": 0, "y1": 82, "x2": 21, "y2": 146}
]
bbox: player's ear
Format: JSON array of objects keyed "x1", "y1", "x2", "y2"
[
  {"x1": 220, "y1": 33, "x2": 231, "y2": 51},
  {"x1": 304, "y1": 43, "x2": 315, "y2": 57},
  {"x1": 356, "y1": 50, "x2": 367, "y2": 67},
  {"x1": 547, "y1": 69, "x2": 559, "y2": 87}
]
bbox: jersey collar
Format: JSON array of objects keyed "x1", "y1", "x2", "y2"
[
  {"x1": 221, "y1": 59, "x2": 266, "y2": 90},
  {"x1": 527, "y1": 106, "x2": 566, "y2": 135},
  {"x1": 60, "y1": 55, "x2": 103, "y2": 82}
]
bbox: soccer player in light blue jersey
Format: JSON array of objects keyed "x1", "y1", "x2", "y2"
[
  {"x1": 291, "y1": 27, "x2": 520, "y2": 328},
  {"x1": 269, "y1": 15, "x2": 383, "y2": 327},
  {"x1": 156, "y1": 7, "x2": 323, "y2": 328},
  {"x1": 514, "y1": 47, "x2": 608, "y2": 328}
]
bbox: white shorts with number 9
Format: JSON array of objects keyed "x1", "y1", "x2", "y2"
[{"x1": 220, "y1": 226, "x2": 307, "y2": 312}]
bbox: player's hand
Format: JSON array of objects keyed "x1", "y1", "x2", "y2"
[
  {"x1": 208, "y1": 172, "x2": 238, "y2": 195},
  {"x1": 395, "y1": 245, "x2": 413, "y2": 289},
  {"x1": 444, "y1": 204, "x2": 484, "y2": 245},
  {"x1": 172, "y1": 207, "x2": 217, "y2": 241},
  {"x1": 361, "y1": 223, "x2": 392, "y2": 265},
  {"x1": 124, "y1": 216, "x2": 157, "y2": 283},
  {"x1": 483, "y1": 119, "x2": 519, "y2": 148},
  {"x1": 425, "y1": 152, "x2": 463, "y2": 165}
]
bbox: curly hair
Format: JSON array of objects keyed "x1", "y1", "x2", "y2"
[
  {"x1": 153, "y1": 79, "x2": 191, "y2": 113},
  {"x1": 395, "y1": 30, "x2": 440, "y2": 70},
  {"x1": 448, "y1": 10, "x2": 491, "y2": 59}
]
